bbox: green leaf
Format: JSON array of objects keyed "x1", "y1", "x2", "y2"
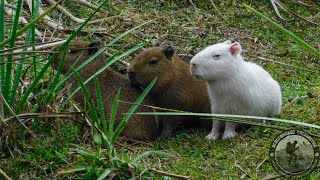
[
  {"x1": 58, "y1": 166, "x2": 89, "y2": 174},
  {"x1": 130, "y1": 151, "x2": 173, "y2": 163},
  {"x1": 243, "y1": 4, "x2": 320, "y2": 58},
  {"x1": 3, "y1": 0, "x2": 23, "y2": 107},
  {"x1": 74, "y1": 71, "x2": 101, "y2": 144},
  {"x1": 97, "y1": 168, "x2": 113, "y2": 180},
  {"x1": 111, "y1": 78, "x2": 157, "y2": 143},
  {"x1": 69, "y1": 147, "x2": 97, "y2": 160},
  {"x1": 0, "y1": 0, "x2": 5, "y2": 93},
  {"x1": 95, "y1": 78, "x2": 106, "y2": 135},
  {"x1": 109, "y1": 89, "x2": 121, "y2": 138}
]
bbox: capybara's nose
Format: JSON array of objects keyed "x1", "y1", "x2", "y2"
[{"x1": 128, "y1": 71, "x2": 136, "y2": 81}]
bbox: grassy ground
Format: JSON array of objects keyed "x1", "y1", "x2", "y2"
[{"x1": 1, "y1": 0, "x2": 319, "y2": 179}]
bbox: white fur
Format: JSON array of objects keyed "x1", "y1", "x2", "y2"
[{"x1": 190, "y1": 40, "x2": 282, "y2": 140}]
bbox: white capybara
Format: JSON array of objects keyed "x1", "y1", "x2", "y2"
[{"x1": 190, "y1": 40, "x2": 282, "y2": 140}]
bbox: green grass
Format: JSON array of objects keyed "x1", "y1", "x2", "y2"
[{"x1": 1, "y1": 0, "x2": 319, "y2": 179}]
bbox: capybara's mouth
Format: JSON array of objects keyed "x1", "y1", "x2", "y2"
[{"x1": 128, "y1": 72, "x2": 141, "y2": 87}]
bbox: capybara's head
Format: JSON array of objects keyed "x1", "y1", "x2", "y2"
[
  {"x1": 127, "y1": 46, "x2": 175, "y2": 89},
  {"x1": 190, "y1": 40, "x2": 242, "y2": 81},
  {"x1": 51, "y1": 40, "x2": 105, "y2": 74}
]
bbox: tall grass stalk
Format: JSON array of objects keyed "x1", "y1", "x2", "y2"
[
  {"x1": 135, "y1": 112, "x2": 320, "y2": 130},
  {"x1": 0, "y1": 0, "x2": 5, "y2": 118},
  {"x1": 9, "y1": 0, "x2": 41, "y2": 107},
  {"x1": 3, "y1": 0, "x2": 23, "y2": 109}
]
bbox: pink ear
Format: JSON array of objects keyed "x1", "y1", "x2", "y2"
[{"x1": 230, "y1": 42, "x2": 241, "y2": 56}]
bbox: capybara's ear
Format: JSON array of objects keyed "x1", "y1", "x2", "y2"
[
  {"x1": 230, "y1": 42, "x2": 242, "y2": 57},
  {"x1": 163, "y1": 46, "x2": 174, "y2": 60},
  {"x1": 153, "y1": 41, "x2": 160, "y2": 47},
  {"x1": 88, "y1": 41, "x2": 102, "y2": 55}
]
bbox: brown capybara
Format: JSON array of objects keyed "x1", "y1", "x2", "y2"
[
  {"x1": 127, "y1": 46, "x2": 211, "y2": 138},
  {"x1": 51, "y1": 40, "x2": 159, "y2": 141}
]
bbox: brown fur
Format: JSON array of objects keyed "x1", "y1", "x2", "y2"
[
  {"x1": 128, "y1": 46, "x2": 211, "y2": 138},
  {"x1": 52, "y1": 40, "x2": 159, "y2": 141}
]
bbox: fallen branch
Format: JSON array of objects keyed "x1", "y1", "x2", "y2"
[
  {"x1": 270, "y1": 0, "x2": 290, "y2": 21},
  {"x1": 0, "y1": 168, "x2": 11, "y2": 180},
  {"x1": 45, "y1": 0, "x2": 119, "y2": 24},
  {"x1": 12, "y1": 40, "x2": 67, "y2": 53},
  {"x1": 275, "y1": 0, "x2": 319, "y2": 25},
  {"x1": 148, "y1": 168, "x2": 191, "y2": 180}
]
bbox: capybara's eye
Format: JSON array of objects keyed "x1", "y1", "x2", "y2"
[
  {"x1": 68, "y1": 49, "x2": 78, "y2": 54},
  {"x1": 213, "y1": 55, "x2": 221, "y2": 60},
  {"x1": 148, "y1": 59, "x2": 159, "y2": 66}
]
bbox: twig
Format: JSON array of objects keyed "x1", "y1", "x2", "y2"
[
  {"x1": 256, "y1": 158, "x2": 267, "y2": 170},
  {"x1": 188, "y1": 0, "x2": 197, "y2": 10},
  {"x1": 45, "y1": 0, "x2": 119, "y2": 24},
  {"x1": 0, "y1": 92, "x2": 36, "y2": 137},
  {"x1": 257, "y1": 56, "x2": 319, "y2": 73},
  {"x1": 283, "y1": 93, "x2": 319, "y2": 108},
  {"x1": 87, "y1": 15, "x2": 121, "y2": 24},
  {"x1": 275, "y1": 0, "x2": 319, "y2": 25},
  {"x1": 3, "y1": 112, "x2": 84, "y2": 123},
  {"x1": 262, "y1": 174, "x2": 281, "y2": 180},
  {"x1": 148, "y1": 168, "x2": 191, "y2": 179},
  {"x1": 70, "y1": 0, "x2": 108, "y2": 14},
  {"x1": 0, "y1": 167, "x2": 12, "y2": 180},
  {"x1": 12, "y1": 40, "x2": 67, "y2": 53},
  {"x1": 57, "y1": 28, "x2": 115, "y2": 38},
  {"x1": 270, "y1": 0, "x2": 290, "y2": 21}
]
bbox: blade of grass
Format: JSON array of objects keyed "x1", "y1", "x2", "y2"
[
  {"x1": 109, "y1": 89, "x2": 120, "y2": 138},
  {"x1": 3, "y1": 0, "x2": 23, "y2": 108},
  {"x1": 43, "y1": 48, "x2": 69, "y2": 103},
  {"x1": 111, "y1": 78, "x2": 157, "y2": 143},
  {"x1": 31, "y1": 0, "x2": 41, "y2": 79},
  {"x1": 74, "y1": 71, "x2": 99, "y2": 127},
  {"x1": 0, "y1": 0, "x2": 5, "y2": 117},
  {"x1": 97, "y1": 168, "x2": 113, "y2": 180},
  {"x1": 58, "y1": 166, "x2": 90, "y2": 174},
  {"x1": 0, "y1": 0, "x2": 5, "y2": 91},
  {"x1": 243, "y1": 4, "x2": 320, "y2": 58},
  {"x1": 134, "y1": 112, "x2": 320, "y2": 130},
  {"x1": 16, "y1": 0, "x2": 109, "y2": 113},
  {"x1": 9, "y1": 0, "x2": 41, "y2": 106},
  {"x1": 130, "y1": 151, "x2": 173, "y2": 163},
  {"x1": 94, "y1": 78, "x2": 104, "y2": 131}
]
